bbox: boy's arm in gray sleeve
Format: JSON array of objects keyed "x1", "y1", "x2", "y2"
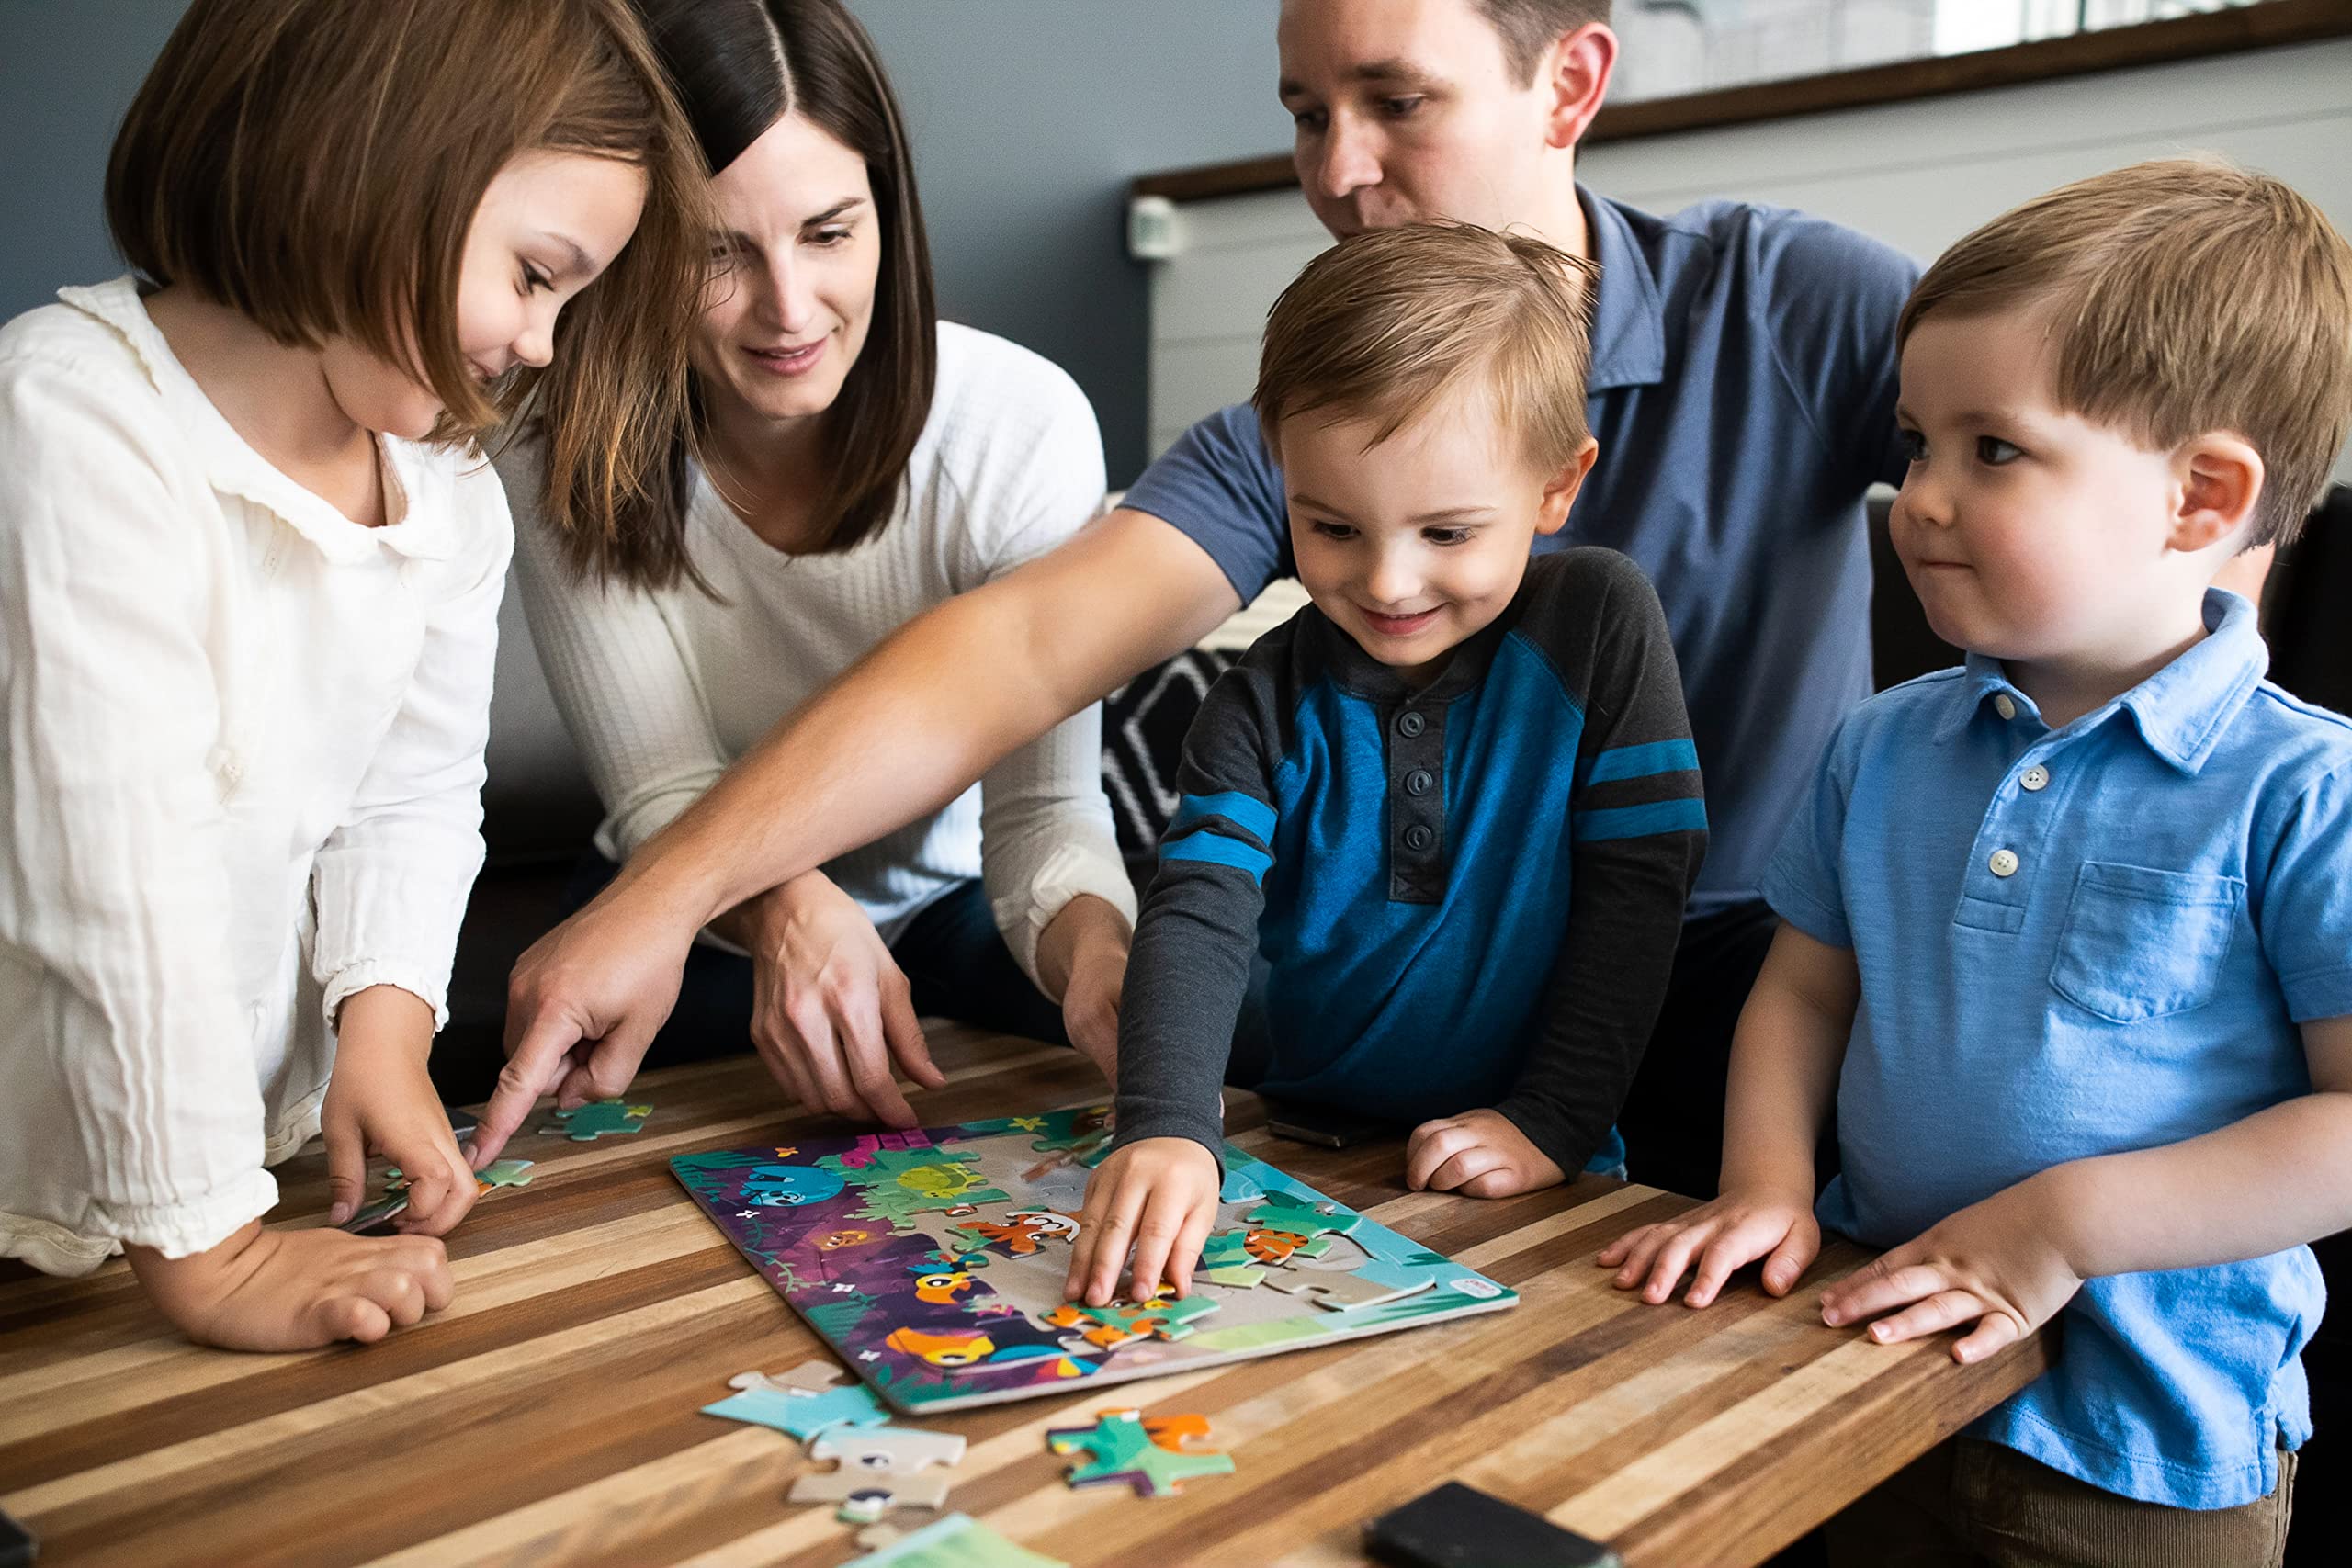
[
  {"x1": 1498, "y1": 552, "x2": 1708, "y2": 1173},
  {"x1": 1110, "y1": 648, "x2": 1289, "y2": 1161}
]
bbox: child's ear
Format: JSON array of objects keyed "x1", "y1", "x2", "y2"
[
  {"x1": 2171, "y1": 433, "x2": 2264, "y2": 555},
  {"x1": 1534, "y1": 438, "x2": 1600, "y2": 536}
]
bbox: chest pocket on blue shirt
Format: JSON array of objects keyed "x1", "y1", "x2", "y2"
[{"x1": 2050, "y1": 862, "x2": 2244, "y2": 1024}]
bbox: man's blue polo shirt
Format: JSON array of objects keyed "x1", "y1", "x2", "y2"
[
  {"x1": 1123, "y1": 187, "x2": 1918, "y2": 918},
  {"x1": 1764, "y1": 590, "x2": 2352, "y2": 1509}
]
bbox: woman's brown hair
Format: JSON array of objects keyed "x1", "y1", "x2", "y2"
[
  {"x1": 107, "y1": 0, "x2": 708, "y2": 562},
  {"x1": 599, "y1": 0, "x2": 939, "y2": 583}
]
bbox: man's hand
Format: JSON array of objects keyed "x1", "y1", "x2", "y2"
[
  {"x1": 129, "y1": 1220, "x2": 453, "y2": 1351},
  {"x1": 1597, "y1": 1185, "x2": 1823, "y2": 1306},
  {"x1": 1064, "y1": 1137, "x2": 1221, "y2": 1305},
  {"x1": 741, "y1": 872, "x2": 943, "y2": 1126},
  {"x1": 1035, "y1": 894, "x2": 1131, "y2": 1089},
  {"x1": 1818, "y1": 1175, "x2": 2086, "y2": 1363},
  {"x1": 471, "y1": 876, "x2": 698, "y2": 1166},
  {"x1": 322, "y1": 986, "x2": 475, "y2": 1235},
  {"x1": 1404, "y1": 1109, "x2": 1566, "y2": 1198}
]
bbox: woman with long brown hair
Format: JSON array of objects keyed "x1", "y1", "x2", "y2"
[
  {"x1": 0, "y1": 0, "x2": 707, "y2": 1349},
  {"x1": 494, "y1": 0, "x2": 1134, "y2": 1146}
]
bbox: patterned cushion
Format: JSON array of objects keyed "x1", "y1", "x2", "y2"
[{"x1": 1100, "y1": 649, "x2": 1236, "y2": 859}]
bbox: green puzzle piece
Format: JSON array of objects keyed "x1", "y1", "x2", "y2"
[
  {"x1": 1046, "y1": 1410, "x2": 1234, "y2": 1498},
  {"x1": 1245, "y1": 1190, "x2": 1362, "y2": 1240},
  {"x1": 386, "y1": 1159, "x2": 534, "y2": 1193},
  {"x1": 1051, "y1": 1288, "x2": 1221, "y2": 1348},
  {"x1": 818, "y1": 1145, "x2": 1009, "y2": 1227},
  {"x1": 537, "y1": 1101, "x2": 650, "y2": 1141},
  {"x1": 1199, "y1": 1229, "x2": 1252, "y2": 1269}
]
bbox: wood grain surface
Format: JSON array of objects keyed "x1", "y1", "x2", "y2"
[{"x1": 0, "y1": 1026, "x2": 2049, "y2": 1567}]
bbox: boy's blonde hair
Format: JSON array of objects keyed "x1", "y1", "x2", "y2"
[
  {"x1": 1900, "y1": 158, "x2": 2352, "y2": 547},
  {"x1": 1254, "y1": 223, "x2": 1597, "y2": 478}
]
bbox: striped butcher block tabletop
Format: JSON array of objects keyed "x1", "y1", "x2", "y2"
[{"x1": 1, "y1": 1024, "x2": 2049, "y2": 1568}]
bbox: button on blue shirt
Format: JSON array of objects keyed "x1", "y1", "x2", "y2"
[
  {"x1": 1124, "y1": 187, "x2": 1919, "y2": 917},
  {"x1": 1764, "y1": 590, "x2": 2352, "y2": 1508}
]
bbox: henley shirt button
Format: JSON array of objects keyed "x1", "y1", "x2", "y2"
[
  {"x1": 1994, "y1": 694, "x2": 2018, "y2": 721},
  {"x1": 1403, "y1": 824, "x2": 1434, "y2": 852},
  {"x1": 2021, "y1": 765, "x2": 2050, "y2": 792},
  {"x1": 1988, "y1": 848, "x2": 2019, "y2": 877},
  {"x1": 1404, "y1": 768, "x2": 1434, "y2": 796},
  {"x1": 1396, "y1": 710, "x2": 1426, "y2": 739}
]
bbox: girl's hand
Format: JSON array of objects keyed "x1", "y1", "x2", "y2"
[
  {"x1": 1404, "y1": 1109, "x2": 1565, "y2": 1198},
  {"x1": 129, "y1": 1219, "x2": 452, "y2": 1351},
  {"x1": 322, "y1": 987, "x2": 476, "y2": 1235},
  {"x1": 1064, "y1": 1138, "x2": 1221, "y2": 1306},
  {"x1": 1036, "y1": 894, "x2": 1130, "y2": 1089},
  {"x1": 742, "y1": 872, "x2": 944, "y2": 1126},
  {"x1": 1599, "y1": 1187, "x2": 1822, "y2": 1306},
  {"x1": 1818, "y1": 1177, "x2": 2083, "y2": 1363}
]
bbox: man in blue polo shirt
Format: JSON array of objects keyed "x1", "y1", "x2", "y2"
[{"x1": 480, "y1": 0, "x2": 1917, "y2": 1195}]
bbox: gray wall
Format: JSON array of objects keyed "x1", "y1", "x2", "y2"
[{"x1": 0, "y1": 0, "x2": 1292, "y2": 484}]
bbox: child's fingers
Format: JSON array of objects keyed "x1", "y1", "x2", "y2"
[
  {"x1": 1161, "y1": 1197, "x2": 1219, "y2": 1299},
  {"x1": 323, "y1": 1116, "x2": 368, "y2": 1227},
  {"x1": 1635, "y1": 1222, "x2": 1719, "y2": 1304},
  {"x1": 399, "y1": 1142, "x2": 479, "y2": 1236},
  {"x1": 1684, "y1": 1219, "x2": 1776, "y2": 1307},
  {"x1": 1604, "y1": 1223, "x2": 1677, "y2": 1284},
  {"x1": 1424, "y1": 1143, "x2": 1506, "y2": 1193},
  {"x1": 1821, "y1": 1259, "x2": 1949, "y2": 1326},
  {"x1": 1123, "y1": 1190, "x2": 1193, "y2": 1303},
  {"x1": 1951, "y1": 1311, "x2": 2024, "y2": 1365},
  {"x1": 1082, "y1": 1179, "x2": 1147, "y2": 1306},
  {"x1": 1760, "y1": 1223, "x2": 1820, "y2": 1297},
  {"x1": 1596, "y1": 1224, "x2": 1654, "y2": 1269},
  {"x1": 1860, "y1": 1287, "x2": 1987, "y2": 1347},
  {"x1": 1402, "y1": 1121, "x2": 1468, "y2": 1190}
]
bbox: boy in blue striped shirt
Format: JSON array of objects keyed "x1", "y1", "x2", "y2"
[{"x1": 1068, "y1": 224, "x2": 1706, "y2": 1305}]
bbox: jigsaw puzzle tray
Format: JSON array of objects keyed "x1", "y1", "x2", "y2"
[{"x1": 671, "y1": 1105, "x2": 1519, "y2": 1413}]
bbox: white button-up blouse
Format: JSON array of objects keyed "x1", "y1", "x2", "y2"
[{"x1": 0, "y1": 278, "x2": 508, "y2": 1275}]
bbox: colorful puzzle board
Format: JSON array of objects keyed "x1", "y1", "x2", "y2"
[{"x1": 671, "y1": 1105, "x2": 1519, "y2": 1413}]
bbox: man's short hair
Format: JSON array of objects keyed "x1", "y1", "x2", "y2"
[
  {"x1": 1475, "y1": 0, "x2": 1612, "y2": 84},
  {"x1": 1900, "y1": 158, "x2": 2352, "y2": 548},
  {"x1": 1255, "y1": 222, "x2": 1596, "y2": 477}
]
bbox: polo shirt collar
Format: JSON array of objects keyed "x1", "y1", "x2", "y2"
[
  {"x1": 1579, "y1": 187, "x2": 1666, "y2": 393},
  {"x1": 1934, "y1": 589, "x2": 2267, "y2": 773}
]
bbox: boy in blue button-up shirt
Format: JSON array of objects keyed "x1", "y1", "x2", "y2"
[{"x1": 1604, "y1": 159, "x2": 2352, "y2": 1563}]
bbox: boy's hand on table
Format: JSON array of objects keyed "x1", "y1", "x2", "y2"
[
  {"x1": 1035, "y1": 894, "x2": 1130, "y2": 1090},
  {"x1": 1404, "y1": 1109, "x2": 1564, "y2": 1198},
  {"x1": 322, "y1": 986, "x2": 476, "y2": 1235},
  {"x1": 741, "y1": 871, "x2": 944, "y2": 1127},
  {"x1": 1599, "y1": 1186, "x2": 1821, "y2": 1306},
  {"x1": 1819, "y1": 1175, "x2": 2084, "y2": 1364},
  {"x1": 1065, "y1": 1137, "x2": 1220, "y2": 1306},
  {"x1": 129, "y1": 1219, "x2": 453, "y2": 1351}
]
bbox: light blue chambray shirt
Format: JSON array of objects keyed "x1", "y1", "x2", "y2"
[{"x1": 1764, "y1": 589, "x2": 2352, "y2": 1509}]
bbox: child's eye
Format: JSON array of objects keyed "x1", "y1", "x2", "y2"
[
  {"x1": 1308, "y1": 520, "x2": 1357, "y2": 540},
  {"x1": 1897, "y1": 427, "x2": 1926, "y2": 464},
  {"x1": 1976, "y1": 435, "x2": 2022, "y2": 465},
  {"x1": 1422, "y1": 527, "x2": 1472, "y2": 547}
]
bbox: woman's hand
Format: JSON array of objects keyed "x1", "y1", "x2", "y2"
[
  {"x1": 741, "y1": 871, "x2": 945, "y2": 1126},
  {"x1": 322, "y1": 986, "x2": 476, "y2": 1235},
  {"x1": 1035, "y1": 893, "x2": 1132, "y2": 1089}
]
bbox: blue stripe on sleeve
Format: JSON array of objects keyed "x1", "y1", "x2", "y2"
[
  {"x1": 1574, "y1": 797, "x2": 1709, "y2": 842},
  {"x1": 1161, "y1": 829, "x2": 1274, "y2": 883},
  {"x1": 1585, "y1": 739, "x2": 1701, "y2": 785},
  {"x1": 1170, "y1": 790, "x2": 1277, "y2": 842}
]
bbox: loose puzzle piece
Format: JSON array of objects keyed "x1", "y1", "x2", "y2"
[
  {"x1": 808, "y1": 1426, "x2": 968, "y2": 1476},
  {"x1": 701, "y1": 1361, "x2": 889, "y2": 1440},
  {"x1": 1038, "y1": 1286, "x2": 1221, "y2": 1350},
  {"x1": 537, "y1": 1101, "x2": 651, "y2": 1140},
  {"x1": 387, "y1": 1159, "x2": 535, "y2": 1196},
  {"x1": 788, "y1": 1465, "x2": 952, "y2": 1516},
  {"x1": 821, "y1": 1146, "x2": 1010, "y2": 1227},
  {"x1": 850, "y1": 1513, "x2": 1069, "y2": 1567},
  {"x1": 1045, "y1": 1408, "x2": 1234, "y2": 1498},
  {"x1": 1265, "y1": 1268, "x2": 1436, "y2": 1312}
]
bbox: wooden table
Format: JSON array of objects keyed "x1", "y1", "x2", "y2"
[{"x1": 1, "y1": 1026, "x2": 2048, "y2": 1567}]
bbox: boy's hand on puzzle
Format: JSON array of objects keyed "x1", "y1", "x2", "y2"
[
  {"x1": 1065, "y1": 1137, "x2": 1220, "y2": 1307},
  {"x1": 1404, "y1": 1110, "x2": 1565, "y2": 1199},
  {"x1": 128, "y1": 1219, "x2": 452, "y2": 1351},
  {"x1": 1598, "y1": 1185, "x2": 1821, "y2": 1307},
  {"x1": 1036, "y1": 894, "x2": 1130, "y2": 1091},
  {"x1": 322, "y1": 987, "x2": 477, "y2": 1235},
  {"x1": 743, "y1": 871, "x2": 944, "y2": 1128},
  {"x1": 1818, "y1": 1175, "x2": 2084, "y2": 1364}
]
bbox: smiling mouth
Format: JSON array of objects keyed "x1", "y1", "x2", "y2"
[
  {"x1": 1360, "y1": 607, "x2": 1442, "y2": 637},
  {"x1": 747, "y1": 339, "x2": 826, "y2": 375}
]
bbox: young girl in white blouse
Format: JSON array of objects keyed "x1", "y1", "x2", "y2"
[
  {"x1": 476, "y1": 0, "x2": 1136, "y2": 1158},
  {"x1": 0, "y1": 0, "x2": 707, "y2": 1349}
]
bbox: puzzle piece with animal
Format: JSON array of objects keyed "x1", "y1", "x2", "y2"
[
  {"x1": 792, "y1": 1426, "x2": 967, "y2": 1519},
  {"x1": 701, "y1": 1362, "x2": 889, "y2": 1439},
  {"x1": 949, "y1": 1209, "x2": 1079, "y2": 1258},
  {"x1": 788, "y1": 1465, "x2": 952, "y2": 1518},
  {"x1": 1045, "y1": 1408, "x2": 1235, "y2": 1498},
  {"x1": 537, "y1": 1101, "x2": 651, "y2": 1140},
  {"x1": 1038, "y1": 1286, "x2": 1220, "y2": 1350},
  {"x1": 821, "y1": 1146, "x2": 1010, "y2": 1227}
]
